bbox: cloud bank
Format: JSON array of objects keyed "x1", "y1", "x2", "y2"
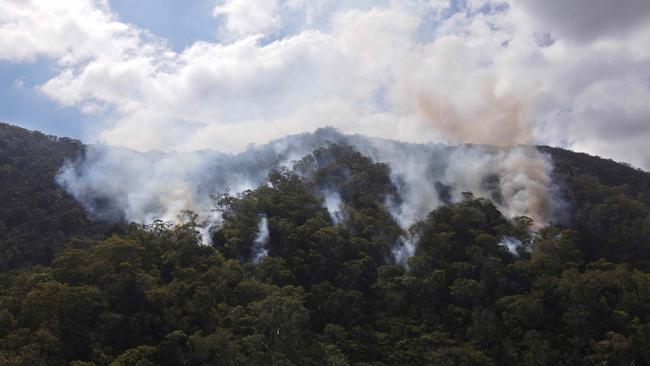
[{"x1": 1, "y1": 0, "x2": 650, "y2": 169}]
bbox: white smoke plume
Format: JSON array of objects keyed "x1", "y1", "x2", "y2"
[
  {"x1": 323, "y1": 191, "x2": 344, "y2": 225},
  {"x1": 57, "y1": 128, "x2": 562, "y2": 253},
  {"x1": 57, "y1": 128, "x2": 344, "y2": 223},
  {"x1": 346, "y1": 140, "x2": 556, "y2": 225},
  {"x1": 392, "y1": 234, "x2": 419, "y2": 265},
  {"x1": 336, "y1": 133, "x2": 559, "y2": 264},
  {"x1": 252, "y1": 216, "x2": 270, "y2": 263},
  {"x1": 499, "y1": 237, "x2": 523, "y2": 256}
]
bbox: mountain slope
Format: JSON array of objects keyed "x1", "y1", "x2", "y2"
[
  {"x1": 1, "y1": 123, "x2": 650, "y2": 365},
  {"x1": 0, "y1": 122, "x2": 109, "y2": 270},
  {"x1": 3, "y1": 121, "x2": 650, "y2": 269},
  {"x1": 539, "y1": 146, "x2": 650, "y2": 266}
]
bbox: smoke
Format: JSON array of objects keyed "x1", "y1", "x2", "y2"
[
  {"x1": 392, "y1": 233, "x2": 418, "y2": 265},
  {"x1": 338, "y1": 133, "x2": 559, "y2": 262},
  {"x1": 196, "y1": 212, "x2": 223, "y2": 245},
  {"x1": 417, "y1": 87, "x2": 532, "y2": 148},
  {"x1": 57, "y1": 128, "x2": 563, "y2": 262},
  {"x1": 16, "y1": 1, "x2": 561, "y2": 262},
  {"x1": 499, "y1": 237, "x2": 523, "y2": 256},
  {"x1": 337, "y1": 134, "x2": 559, "y2": 228},
  {"x1": 443, "y1": 145, "x2": 555, "y2": 226},
  {"x1": 57, "y1": 128, "x2": 345, "y2": 223},
  {"x1": 323, "y1": 191, "x2": 344, "y2": 225},
  {"x1": 411, "y1": 72, "x2": 555, "y2": 227},
  {"x1": 56, "y1": 146, "x2": 221, "y2": 223},
  {"x1": 252, "y1": 216, "x2": 270, "y2": 263}
]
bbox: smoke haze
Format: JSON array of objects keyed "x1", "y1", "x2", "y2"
[{"x1": 57, "y1": 129, "x2": 562, "y2": 246}]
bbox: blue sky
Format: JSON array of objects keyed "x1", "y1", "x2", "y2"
[
  {"x1": 0, "y1": 0, "x2": 494, "y2": 140},
  {"x1": 0, "y1": 0, "x2": 219, "y2": 138},
  {"x1": 110, "y1": 0, "x2": 218, "y2": 51},
  {"x1": 0, "y1": 54, "x2": 86, "y2": 137},
  {"x1": 1, "y1": 0, "x2": 650, "y2": 170}
]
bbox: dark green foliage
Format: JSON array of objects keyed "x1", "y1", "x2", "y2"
[
  {"x1": 0, "y1": 123, "x2": 109, "y2": 271},
  {"x1": 541, "y1": 146, "x2": 650, "y2": 267},
  {"x1": 1, "y1": 126, "x2": 650, "y2": 365},
  {"x1": 213, "y1": 145, "x2": 403, "y2": 290}
]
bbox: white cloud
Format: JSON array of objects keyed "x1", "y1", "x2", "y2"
[
  {"x1": 213, "y1": 0, "x2": 281, "y2": 38},
  {"x1": 1, "y1": 0, "x2": 650, "y2": 169},
  {"x1": 0, "y1": 0, "x2": 142, "y2": 63}
]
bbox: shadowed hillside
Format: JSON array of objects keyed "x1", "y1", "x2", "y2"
[
  {"x1": 539, "y1": 146, "x2": 650, "y2": 267},
  {"x1": 0, "y1": 123, "x2": 109, "y2": 270}
]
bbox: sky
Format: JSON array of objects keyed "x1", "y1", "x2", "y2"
[{"x1": 1, "y1": 0, "x2": 650, "y2": 169}]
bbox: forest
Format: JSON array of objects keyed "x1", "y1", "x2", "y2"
[{"x1": 1, "y1": 122, "x2": 650, "y2": 365}]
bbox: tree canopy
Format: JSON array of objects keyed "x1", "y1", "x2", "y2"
[{"x1": 2, "y1": 124, "x2": 650, "y2": 365}]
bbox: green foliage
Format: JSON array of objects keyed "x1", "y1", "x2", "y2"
[
  {"x1": 540, "y1": 145, "x2": 650, "y2": 267},
  {"x1": 2, "y1": 129, "x2": 650, "y2": 364},
  {"x1": 0, "y1": 123, "x2": 109, "y2": 271}
]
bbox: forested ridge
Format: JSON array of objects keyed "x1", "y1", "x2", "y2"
[
  {"x1": 1, "y1": 123, "x2": 650, "y2": 365},
  {"x1": 0, "y1": 123, "x2": 110, "y2": 271}
]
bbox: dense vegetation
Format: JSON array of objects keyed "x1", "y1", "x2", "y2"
[
  {"x1": 539, "y1": 146, "x2": 650, "y2": 267},
  {"x1": 1, "y1": 124, "x2": 650, "y2": 365},
  {"x1": 0, "y1": 123, "x2": 108, "y2": 271}
]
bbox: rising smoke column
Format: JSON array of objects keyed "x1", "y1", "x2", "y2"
[
  {"x1": 414, "y1": 77, "x2": 557, "y2": 227},
  {"x1": 356, "y1": 73, "x2": 560, "y2": 261},
  {"x1": 499, "y1": 237, "x2": 522, "y2": 256},
  {"x1": 323, "y1": 191, "x2": 344, "y2": 224},
  {"x1": 252, "y1": 216, "x2": 270, "y2": 263}
]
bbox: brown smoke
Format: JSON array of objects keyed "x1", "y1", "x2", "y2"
[
  {"x1": 417, "y1": 81, "x2": 533, "y2": 147},
  {"x1": 499, "y1": 147, "x2": 553, "y2": 226},
  {"x1": 417, "y1": 80, "x2": 553, "y2": 226}
]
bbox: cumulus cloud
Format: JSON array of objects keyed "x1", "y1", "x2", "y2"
[
  {"x1": 0, "y1": 0, "x2": 650, "y2": 170},
  {"x1": 213, "y1": 0, "x2": 281, "y2": 38},
  {"x1": 0, "y1": 0, "x2": 144, "y2": 63}
]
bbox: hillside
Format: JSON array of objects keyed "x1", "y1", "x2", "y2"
[
  {"x1": 0, "y1": 123, "x2": 110, "y2": 271},
  {"x1": 1, "y1": 123, "x2": 650, "y2": 365},
  {"x1": 539, "y1": 146, "x2": 650, "y2": 267}
]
